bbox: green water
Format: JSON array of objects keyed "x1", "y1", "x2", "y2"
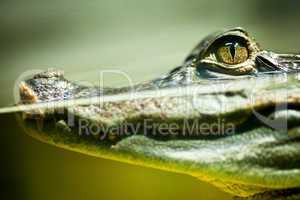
[{"x1": 1, "y1": 0, "x2": 300, "y2": 199}]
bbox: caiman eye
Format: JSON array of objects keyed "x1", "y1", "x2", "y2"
[
  {"x1": 217, "y1": 42, "x2": 248, "y2": 65},
  {"x1": 186, "y1": 28, "x2": 261, "y2": 76}
]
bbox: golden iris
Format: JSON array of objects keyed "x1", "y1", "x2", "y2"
[{"x1": 217, "y1": 42, "x2": 248, "y2": 65}]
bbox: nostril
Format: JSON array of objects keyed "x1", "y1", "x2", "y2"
[
  {"x1": 19, "y1": 82, "x2": 38, "y2": 104},
  {"x1": 33, "y1": 68, "x2": 64, "y2": 79}
]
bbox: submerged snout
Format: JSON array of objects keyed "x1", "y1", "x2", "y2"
[{"x1": 256, "y1": 51, "x2": 300, "y2": 73}]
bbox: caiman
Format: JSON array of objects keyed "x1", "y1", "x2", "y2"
[{"x1": 17, "y1": 28, "x2": 300, "y2": 199}]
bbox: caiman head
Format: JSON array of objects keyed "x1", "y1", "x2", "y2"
[{"x1": 18, "y1": 28, "x2": 300, "y2": 199}]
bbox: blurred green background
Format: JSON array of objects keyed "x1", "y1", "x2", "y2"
[{"x1": 1, "y1": 0, "x2": 300, "y2": 199}]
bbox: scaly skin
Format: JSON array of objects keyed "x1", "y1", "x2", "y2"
[{"x1": 18, "y1": 28, "x2": 300, "y2": 199}]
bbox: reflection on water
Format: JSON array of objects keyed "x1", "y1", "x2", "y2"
[{"x1": 1, "y1": 0, "x2": 300, "y2": 199}]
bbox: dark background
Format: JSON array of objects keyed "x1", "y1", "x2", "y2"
[{"x1": 1, "y1": 0, "x2": 300, "y2": 199}]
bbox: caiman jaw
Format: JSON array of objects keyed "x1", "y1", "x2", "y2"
[
  {"x1": 18, "y1": 71, "x2": 300, "y2": 198},
  {"x1": 17, "y1": 28, "x2": 300, "y2": 199}
]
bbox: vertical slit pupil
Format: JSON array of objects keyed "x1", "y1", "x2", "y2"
[{"x1": 226, "y1": 42, "x2": 237, "y2": 61}]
